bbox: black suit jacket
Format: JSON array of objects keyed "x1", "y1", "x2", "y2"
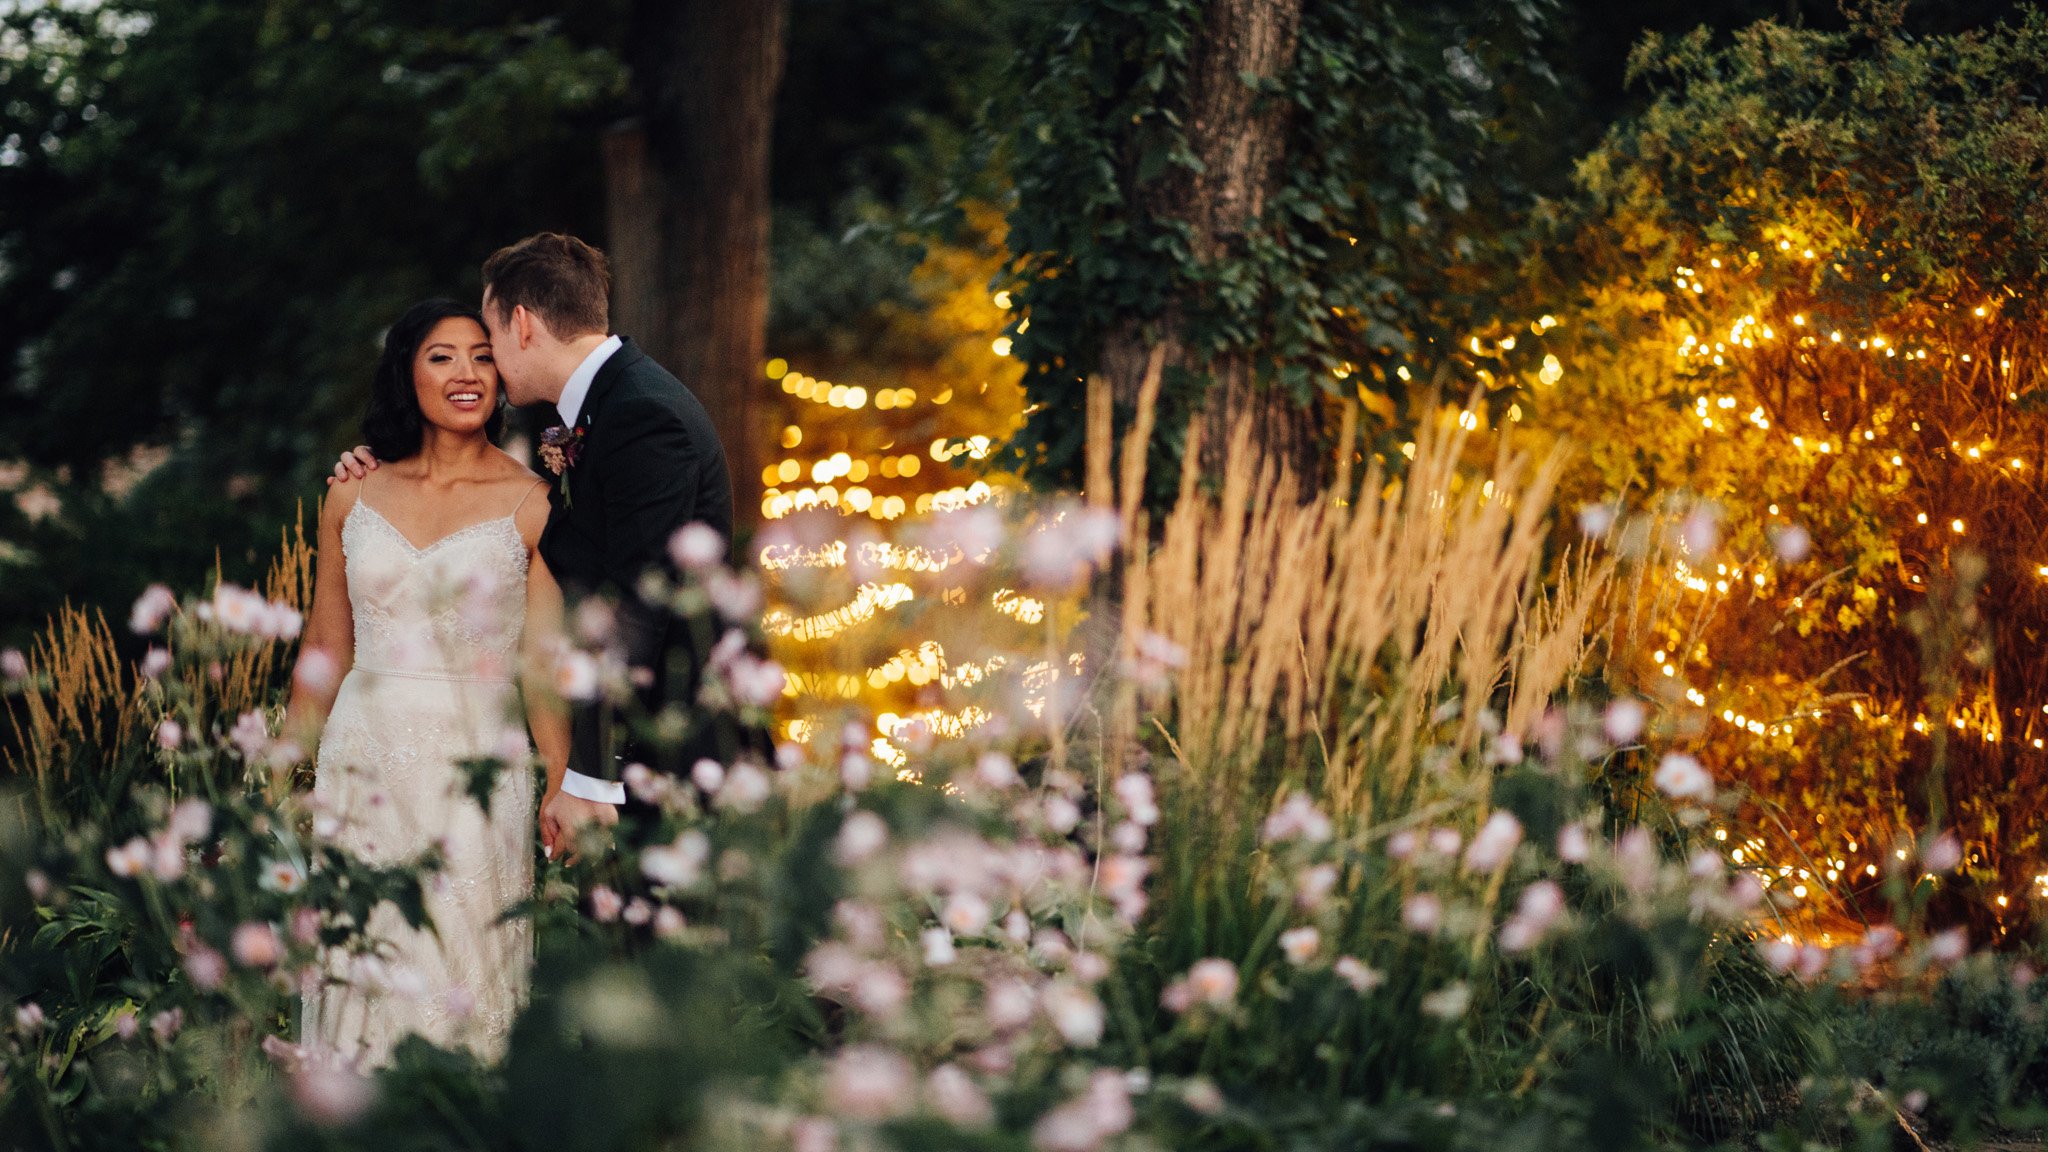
[{"x1": 538, "y1": 338, "x2": 734, "y2": 785}]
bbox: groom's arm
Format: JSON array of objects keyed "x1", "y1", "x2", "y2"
[{"x1": 557, "y1": 396, "x2": 705, "y2": 801}]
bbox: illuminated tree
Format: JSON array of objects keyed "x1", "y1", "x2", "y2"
[{"x1": 1542, "y1": 10, "x2": 2048, "y2": 938}]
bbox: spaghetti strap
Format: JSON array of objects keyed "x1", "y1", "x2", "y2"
[{"x1": 510, "y1": 479, "x2": 548, "y2": 520}]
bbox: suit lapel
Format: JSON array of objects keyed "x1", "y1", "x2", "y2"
[{"x1": 540, "y1": 338, "x2": 642, "y2": 573}]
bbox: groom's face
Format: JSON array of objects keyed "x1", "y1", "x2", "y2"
[{"x1": 480, "y1": 291, "x2": 539, "y2": 406}]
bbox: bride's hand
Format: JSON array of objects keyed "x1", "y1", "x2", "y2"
[
  {"x1": 541, "y1": 788, "x2": 619, "y2": 865},
  {"x1": 327, "y1": 445, "x2": 379, "y2": 487}
]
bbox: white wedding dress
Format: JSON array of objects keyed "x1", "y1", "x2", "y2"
[{"x1": 302, "y1": 490, "x2": 538, "y2": 1066}]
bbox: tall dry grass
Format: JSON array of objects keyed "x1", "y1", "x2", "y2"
[
  {"x1": 1097, "y1": 379, "x2": 1613, "y2": 831},
  {"x1": 3, "y1": 513, "x2": 314, "y2": 801}
]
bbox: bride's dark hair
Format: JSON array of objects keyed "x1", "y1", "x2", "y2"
[{"x1": 362, "y1": 298, "x2": 505, "y2": 462}]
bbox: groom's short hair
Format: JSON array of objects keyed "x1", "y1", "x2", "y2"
[{"x1": 481, "y1": 232, "x2": 610, "y2": 339}]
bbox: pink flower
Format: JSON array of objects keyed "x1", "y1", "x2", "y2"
[
  {"x1": 1262, "y1": 794, "x2": 1333, "y2": 844},
  {"x1": 106, "y1": 837, "x2": 152, "y2": 878},
  {"x1": 727, "y1": 655, "x2": 787, "y2": 709},
  {"x1": 149, "y1": 1008, "x2": 183, "y2": 1045},
  {"x1": 1463, "y1": 811, "x2": 1523, "y2": 873},
  {"x1": 1280, "y1": 926, "x2": 1320, "y2": 965},
  {"x1": 852, "y1": 966, "x2": 908, "y2": 1018},
  {"x1": 1603, "y1": 698, "x2": 1646, "y2": 745},
  {"x1": 1556, "y1": 823, "x2": 1591, "y2": 863},
  {"x1": 1032, "y1": 1069, "x2": 1132, "y2": 1152},
  {"x1": 554, "y1": 650, "x2": 599, "y2": 701},
  {"x1": 1615, "y1": 827, "x2": 1658, "y2": 891},
  {"x1": 184, "y1": 945, "x2": 227, "y2": 990},
  {"x1": 232, "y1": 922, "x2": 281, "y2": 968},
  {"x1": 926, "y1": 1064, "x2": 994, "y2": 1128},
  {"x1": 1113, "y1": 772, "x2": 1158, "y2": 826},
  {"x1": 1499, "y1": 880, "x2": 1566, "y2": 952},
  {"x1": 834, "y1": 811, "x2": 889, "y2": 866},
  {"x1": 1334, "y1": 955, "x2": 1384, "y2": 993},
  {"x1": 975, "y1": 750, "x2": 1019, "y2": 789},
  {"x1": 114, "y1": 1010, "x2": 138, "y2": 1040},
  {"x1": 294, "y1": 648, "x2": 341, "y2": 695},
  {"x1": 260, "y1": 858, "x2": 305, "y2": 894},
  {"x1": 640, "y1": 831, "x2": 710, "y2": 889},
  {"x1": 1771, "y1": 524, "x2": 1812, "y2": 562},
  {"x1": 1653, "y1": 753, "x2": 1714, "y2": 802},
  {"x1": 668, "y1": 523, "x2": 725, "y2": 570},
  {"x1": 291, "y1": 1062, "x2": 376, "y2": 1126},
  {"x1": 155, "y1": 719, "x2": 184, "y2": 750},
  {"x1": 825, "y1": 1046, "x2": 916, "y2": 1121},
  {"x1": 986, "y1": 979, "x2": 1037, "y2": 1032},
  {"x1": 1042, "y1": 981, "x2": 1105, "y2": 1046},
  {"x1": 1185, "y1": 958, "x2": 1239, "y2": 1007},
  {"x1": 1924, "y1": 832, "x2": 1963, "y2": 873},
  {"x1": 943, "y1": 891, "x2": 991, "y2": 937},
  {"x1": 1402, "y1": 893, "x2": 1444, "y2": 934},
  {"x1": 1759, "y1": 938, "x2": 1798, "y2": 972},
  {"x1": 790, "y1": 1117, "x2": 837, "y2": 1152},
  {"x1": 706, "y1": 570, "x2": 763, "y2": 623},
  {"x1": 1296, "y1": 863, "x2": 1339, "y2": 909},
  {"x1": 1426, "y1": 827, "x2": 1463, "y2": 857},
  {"x1": 291, "y1": 907, "x2": 322, "y2": 946},
  {"x1": 229, "y1": 710, "x2": 270, "y2": 761},
  {"x1": 1678, "y1": 506, "x2": 1720, "y2": 556},
  {"x1": 130, "y1": 584, "x2": 177, "y2": 634},
  {"x1": 717, "y1": 761, "x2": 772, "y2": 812},
  {"x1": 140, "y1": 647, "x2": 172, "y2": 679},
  {"x1": 148, "y1": 832, "x2": 186, "y2": 881},
  {"x1": 14, "y1": 1001, "x2": 44, "y2": 1034},
  {"x1": 588, "y1": 885, "x2": 623, "y2": 922},
  {"x1": 1928, "y1": 927, "x2": 1969, "y2": 964},
  {"x1": 1385, "y1": 830, "x2": 1420, "y2": 860},
  {"x1": 654, "y1": 906, "x2": 687, "y2": 940}
]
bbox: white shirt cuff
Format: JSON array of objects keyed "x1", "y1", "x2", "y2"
[{"x1": 561, "y1": 769, "x2": 626, "y2": 805}]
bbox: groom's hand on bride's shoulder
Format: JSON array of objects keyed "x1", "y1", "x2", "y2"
[{"x1": 327, "y1": 445, "x2": 379, "y2": 487}]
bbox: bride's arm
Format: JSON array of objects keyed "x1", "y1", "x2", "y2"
[
  {"x1": 516, "y1": 501, "x2": 574, "y2": 843},
  {"x1": 281, "y1": 481, "x2": 358, "y2": 781}
]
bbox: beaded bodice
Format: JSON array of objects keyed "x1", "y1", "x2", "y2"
[{"x1": 341, "y1": 500, "x2": 529, "y2": 681}]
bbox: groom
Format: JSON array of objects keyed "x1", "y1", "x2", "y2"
[{"x1": 333, "y1": 232, "x2": 735, "y2": 852}]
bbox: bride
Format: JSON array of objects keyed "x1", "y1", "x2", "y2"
[{"x1": 282, "y1": 297, "x2": 569, "y2": 1065}]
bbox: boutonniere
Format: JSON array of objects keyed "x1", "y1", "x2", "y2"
[{"x1": 539, "y1": 424, "x2": 586, "y2": 505}]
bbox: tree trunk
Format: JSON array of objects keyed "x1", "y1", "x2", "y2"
[
  {"x1": 606, "y1": 0, "x2": 787, "y2": 535},
  {"x1": 1098, "y1": 0, "x2": 1316, "y2": 483}
]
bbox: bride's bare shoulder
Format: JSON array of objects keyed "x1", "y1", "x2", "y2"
[
  {"x1": 490, "y1": 447, "x2": 541, "y2": 483},
  {"x1": 320, "y1": 473, "x2": 364, "y2": 528}
]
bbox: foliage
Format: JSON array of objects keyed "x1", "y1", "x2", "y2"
[
  {"x1": 1532, "y1": 7, "x2": 2048, "y2": 938},
  {"x1": 0, "y1": 0, "x2": 625, "y2": 647},
  {"x1": 990, "y1": 0, "x2": 1564, "y2": 496}
]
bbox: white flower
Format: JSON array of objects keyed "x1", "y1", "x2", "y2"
[
  {"x1": 1603, "y1": 698, "x2": 1646, "y2": 745},
  {"x1": 1462, "y1": 811, "x2": 1523, "y2": 873},
  {"x1": 1498, "y1": 880, "x2": 1566, "y2": 952},
  {"x1": 184, "y1": 945, "x2": 227, "y2": 990},
  {"x1": 1334, "y1": 955, "x2": 1384, "y2": 993},
  {"x1": 140, "y1": 647, "x2": 172, "y2": 679},
  {"x1": 727, "y1": 655, "x2": 787, "y2": 709},
  {"x1": 824, "y1": 1046, "x2": 916, "y2": 1121},
  {"x1": 790, "y1": 1117, "x2": 837, "y2": 1152},
  {"x1": 260, "y1": 858, "x2": 306, "y2": 894},
  {"x1": 668, "y1": 522, "x2": 725, "y2": 570},
  {"x1": 654, "y1": 906, "x2": 687, "y2": 940},
  {"x1": 0, "y1": 649, "x2": 24, "y2": 682},
  {"x1": 840, "y1": 751, "x2": 873, "y2": 792},
  {"x1": 1576, "y1": 502, "x2": 1618, "y2": 537},
  {"x1": 1426, "y1": 827, "x2": 1463, "y2": 857},
  {"x1": 1279, "y1": 926, "x2": 1320, "y2": 965},
  {"x1": 986, "y1": 979, "x2": 1037, "y2": 1031},
  {"x1": 1043, "y1": 795, "x2": 1081, "y2": 834},
  {"x1": 14, "y1": 1001, "x2": 44, "y2": 1034},
  {"x1": 1113, "y1": 772, "x2": 1158, "y2": 826},
  {"x1": 1420, "y1": 982, "x2": 1471, "y2": 1020},
  {"x1": 148, "y1": 833, "x2": 186, "y2": 881},
  {"x1": 210, "y1": 584, "x2": 267, "y2": 634},
  {"x1": 155, "y1": 719, "x2": 183, "y2": 750},
  {"x1": 149, "y1": 1008, "x2": 183, "y2": 1045},
  {"x1": 1678, "y1": 506, "x2": 1720, "y2": 556},
  {"x1": 921, "y1": 927, "x2": 957, "y2": 966},
  {"x1": 130, "y1": 585, "x2": 178, "y2": 634},
  {"x1": 1031, "y1": 1068, "x2": 1131, "y2": 1152},
  {"x1": 1385, "y1": 829, "x2": 1420, "y2": 860},
  {"x1": 1653, "y1": 753, "x2": 1715, "y2": 802}
]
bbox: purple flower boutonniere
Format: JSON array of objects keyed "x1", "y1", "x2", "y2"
[{"x1": 539, "y1": 424, "x2": 586, "y2": 505}]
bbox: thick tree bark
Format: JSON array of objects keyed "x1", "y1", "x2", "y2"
[
  {"x1": 1098, "y1": 0, "x2": 1317, "y2": 483},
  {"x1": 605, "y1": 0, "x2": 787, "y2": 534}
]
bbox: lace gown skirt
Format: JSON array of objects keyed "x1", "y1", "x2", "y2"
[{"x1": 302, "y1": 501, "x2": 535, "y2": 1066}]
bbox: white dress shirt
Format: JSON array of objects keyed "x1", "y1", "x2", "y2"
[{"x1": 555, "y1": 335, "x2": 628, "y2": 806}]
